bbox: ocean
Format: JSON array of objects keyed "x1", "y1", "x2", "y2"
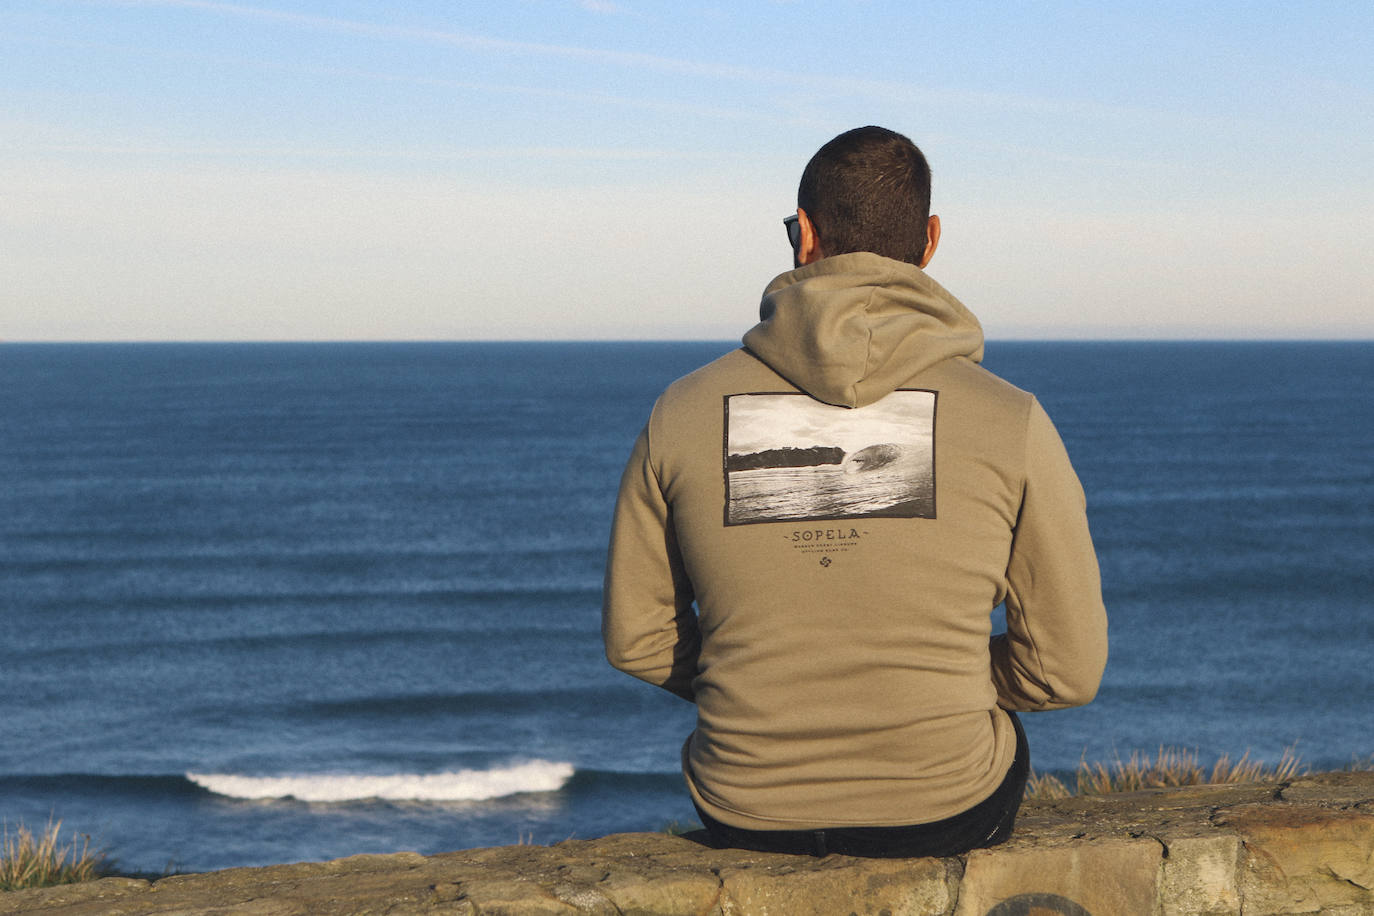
[{"x1": 2, "y1": 341, "x2": 1370, "y2": 874}]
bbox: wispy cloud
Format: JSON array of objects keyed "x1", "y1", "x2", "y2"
[
  {"x1": 0, "y1": 27, "x2": 821, "y2": 159},
  {"x1": 105, "y1": 0, "x2": 1152, "y2": 121},
  {"x1": 114, "y1": 0, "x2": 766, "y2": 80},
  {"x1": 6, "y1": 139, "x2": 720, "y2": 162}
]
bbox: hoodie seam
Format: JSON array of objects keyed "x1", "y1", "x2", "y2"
[
  {"x1": 643, "y1": 397, "x2": 671, "y2": 500},
  {"x1": 1011, "y1": 396, "x2": 1052, "y2": 694},
  {"x1": 858, "y1": 281, "x2": 883, "y2": 405}
]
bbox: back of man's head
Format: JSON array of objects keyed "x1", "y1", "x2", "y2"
[{"x1": 797, "y1": 126, "x2": 932, "y2": 267}]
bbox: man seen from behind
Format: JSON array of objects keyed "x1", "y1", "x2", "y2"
[{"x1": 602, "y1": 126, "x2": 1108, "y2": 858}]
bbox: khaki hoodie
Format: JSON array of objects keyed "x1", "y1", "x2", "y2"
[{"x1": 603, "y1": 252, "x2": 1107, "y2": 829}]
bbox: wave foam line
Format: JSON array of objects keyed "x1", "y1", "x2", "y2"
[{"x1": 186, "y1": 760, "x2": 574, "y2": 802}]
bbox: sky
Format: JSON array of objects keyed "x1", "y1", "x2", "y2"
[{"x1": 2, "y1": 0, "x2": 1371, "y2": 341}]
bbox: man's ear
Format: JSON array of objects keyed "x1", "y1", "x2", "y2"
[
  {"x1": 918, "y1": 214, "x2": 941, "y2": 269},
  {"x1": 797, "y1": 208, "x2": 824, "y2": 266}
]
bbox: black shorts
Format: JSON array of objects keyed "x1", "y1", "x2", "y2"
[{"x1": 693, "y1": 710, "x2": 1030, "y2": 859}]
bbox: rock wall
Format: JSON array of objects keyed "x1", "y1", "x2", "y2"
[{"x1": 3, "y1": 770, "x2": 1371, "y2": 915}]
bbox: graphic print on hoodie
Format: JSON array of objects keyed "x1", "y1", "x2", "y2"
[{"x1": 723, "y1": 390, "x2": 936, "y2": 525}]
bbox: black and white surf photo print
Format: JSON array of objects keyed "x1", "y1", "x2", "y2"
[{"x1": 724, "y1": 390, "x2": 936, "y2": 525}]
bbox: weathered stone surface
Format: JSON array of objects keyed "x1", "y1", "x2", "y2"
[
  {"x1": 953, "y1": 838, "x2": 1161, "y2": 916},
  {"x1": 0, "y1": 878, "x2": 150, "y2": 915},
  {"x1": 1159, "y1": 835, "x2": 1242, "y2": 916},
  {"x1": 1218, "y1": 802, "x2": 1374, "y2": 915},
  {"x1": 718, "y1": 854, "x2": 953, "y2": 915},
  {"x1": 1278, "y1": 770, "x2": 1374, "y2": 808},
  {"x1": 2, "y1": 772, "x2": 1372, "y2": 915}
]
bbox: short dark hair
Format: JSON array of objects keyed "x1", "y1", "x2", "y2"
[{"x1": 797, "y1": 126, "x2": 932, "y2": 266}]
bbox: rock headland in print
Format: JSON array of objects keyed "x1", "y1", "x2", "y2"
[{"x1": 725, "y1": 390, "x2": 935, "y2": 525}]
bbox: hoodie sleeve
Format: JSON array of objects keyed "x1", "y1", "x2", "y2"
[
  {"x1": 601, "y1": 425, "x2": 700, "y2": 702},
  {"x1": 990, "y1": 399, "x2": 1108, "y2": 711}
]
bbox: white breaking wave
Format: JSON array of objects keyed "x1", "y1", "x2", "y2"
[{"x1": 186, "y1": 760, "x2": 575, "y2": 802}]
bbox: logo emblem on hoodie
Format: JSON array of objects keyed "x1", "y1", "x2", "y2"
[{"x1": 723, "y1": 390, "x2": 936, "y2": 526}]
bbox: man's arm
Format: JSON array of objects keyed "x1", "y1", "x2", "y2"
[
  {"x1": 991, "y1": 399, "x2": 1109, "y2": 711},
  {"x1": 602, "y1": 426, "x2": 700, "y2": 702}
]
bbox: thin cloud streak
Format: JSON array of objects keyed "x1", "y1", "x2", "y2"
[
  {"x1": 116, "y1": 0, "x2": 768, "y2": 80},
  {"x1": 8, "y1": 141, "x2": 721, "y2": 162},
  {"x1": 108, "y1": 0, "x2": 1162, "y2": 123},
  {"x1": 0, "y1": 32, "x2": 820, "y2": 150}
]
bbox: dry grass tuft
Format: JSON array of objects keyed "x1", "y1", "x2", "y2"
[
  {"x1": 1024, "y1": 769, "x2": 1074, "y2": 800},
  {"x1": 1026, "y1": 745, "x2": 1312, "y2": 801},
  {"x1": 0, "y1": 819, "x2": 108, "y2": 891}
]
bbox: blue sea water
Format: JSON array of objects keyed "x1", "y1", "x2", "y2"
[{"x1": 2, "y1": 341, "x2": 1371, "y2": 874}]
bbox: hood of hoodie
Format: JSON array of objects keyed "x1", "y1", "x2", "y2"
[{"x1": 742, "y1": 251, "x2": 985, "y2": 409}]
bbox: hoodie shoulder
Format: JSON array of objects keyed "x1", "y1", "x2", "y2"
[
  {"x1": 653, "y1": 348, "x2": 790, "y2": 419},
  {"x1": 647, "y1": 348, "x2": 790, "y2": 452}
]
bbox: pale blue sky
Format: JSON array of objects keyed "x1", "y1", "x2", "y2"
[{"x1": 2, "y1": 1, "x2": 1370, "y2": 340}]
